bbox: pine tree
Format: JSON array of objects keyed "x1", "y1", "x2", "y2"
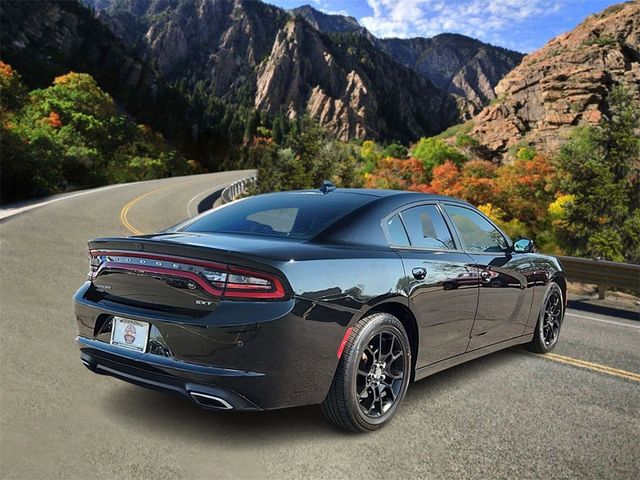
[{"x1": 556, "y1": 86, "x2": 640, "y2": 262}]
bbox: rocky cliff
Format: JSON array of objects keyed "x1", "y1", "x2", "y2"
[
  {"x1": 292, "y1": 5, "x2": 523, "y2": 115},
  {"x1": 85, "y1": 0, "x2": 289, "y2": 100},
  {"x1": 469, "y1": 1, "x2": 640, "y2": 159},
  {"x1": 255, "y1": 18, "x2": 457, "y2": 141}
]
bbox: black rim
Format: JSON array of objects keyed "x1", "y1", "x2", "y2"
[
  {"x1": 356, "y1": 330, "x2": 406, "y2": 418},
  {"x1": 542, "y1": 292, "x2": 562, "y2": 347}
]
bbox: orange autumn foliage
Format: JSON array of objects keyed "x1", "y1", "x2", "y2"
[
  {"x1": 44, "y1": 111, "x2": 62, "y2": 128},
  {"x1": 497, "y1": 155, "x2": 556, "y2": 223},
  {"x1": 365, "y1": 157, "x2": 425, "y2": 190},
  {"x1": 460, "y1": 159, "x2": 500, "y2": 205},
  {"x1": 429, "y1": 161, "x2": 464, "y2": 197},
  {"x1": 0, "y1": 60, "x2": 14, "y2": 78},
  {"x1": 429, "y1": 160, "x2": 501, "y2": 204}
]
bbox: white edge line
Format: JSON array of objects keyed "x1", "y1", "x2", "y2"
[
  {"x1": 185, "y1": 172, "x2": 252, "y2": 217},
  {"x1": 186, "y1": 184, "x2": 225, "y2": 217},
  {"x1": 0, "y1": 183, "x2": 133, "y2": 221},
  {"x1": 565, "y1": 312, "x2": 640, "y2": 330}
]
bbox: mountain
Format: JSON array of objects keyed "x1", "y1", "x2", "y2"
[
  {"x1": 85, "y1": 0, "x2": 289, "y2": 98},
  {"x1": 2, "y1": 0, "x2": 523, "y2": 145},
  {"x1": 291, "y1": 5, "x2": 523, "y2": 115},
  {"x1": 468, "y1": 1, "x2": 640, "y2": 159},
  {"x1": 291, "y1": 5, "x2": 362, "y2": 34},
  {"x1": 377, "y1": 35, "x2": 523, "y2": 116},
  {"x1": 83, "y1": 0, "x2": 458, "y2": 141},
  {"x1": 255, "y1": 18, "x2": 457, "y2": 140}
]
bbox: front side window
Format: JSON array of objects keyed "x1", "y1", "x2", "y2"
[
  {"x1": 400, "y1": 205, "x2": 455, "y2": 249},
  {"x1": 444, "y1": 205, "x2": 507, "y2": 253}
]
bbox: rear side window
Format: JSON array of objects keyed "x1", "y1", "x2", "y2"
[
  {"x1": 386, "y1": 214, "x2": 410, "y2": 246},
  {"x1": 400, "y1": 205, "x2": 455, "y2": 249},
  {"x1": 443, "y1": 205, "x2": 508, "y2": 253},
  {"x1": 183, "y1": 192, "x2": 373, "y2": 239}
]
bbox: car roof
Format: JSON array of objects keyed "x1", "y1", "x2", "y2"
[{"x1": 294, "y1": 187, "x2": 468, "y2": 204}]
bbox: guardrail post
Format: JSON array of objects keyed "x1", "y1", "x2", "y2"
[{"x1": 598, "y1": 285, "x2": 606, "y2": 300}]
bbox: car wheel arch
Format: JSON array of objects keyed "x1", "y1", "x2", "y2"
[
  {"x1": 360, "y1": 301, "x2": 419, "y2": 380},
  {"x1": 550, "y1": 273, "x2": 567, "y2": 302}
]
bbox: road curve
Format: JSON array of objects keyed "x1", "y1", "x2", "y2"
[{"x1": 1, "y1": 172, "x2": 639, "y2": 479}]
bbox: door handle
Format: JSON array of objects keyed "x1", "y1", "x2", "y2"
[{"x1": 412, "y1": 267, "x2": 427, "y2": 280}]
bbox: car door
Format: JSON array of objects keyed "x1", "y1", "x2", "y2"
[
  {"x1": 441, "y1": 204, "x2": 535, "y2": 351},
  {"x1": 384, "y1": 204, "x2": 479, "y2": 367}
]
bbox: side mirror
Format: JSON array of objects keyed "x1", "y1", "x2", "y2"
[{"x1": 513, "y1": 238, "x2": 535, "y2": 253}]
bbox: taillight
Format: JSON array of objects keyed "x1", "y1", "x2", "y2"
[
  {"x1": 88, "y1": 250, "x2": 286, "y2": 300},
  {"x1": 222, "y1": 266, "x2": 286, "y2": 300}
]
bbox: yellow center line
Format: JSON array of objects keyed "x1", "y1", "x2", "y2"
[
  {"x1": 532, "y1": 351, "x2": 640, "y2": 382},
  {"x1": 120, "y1": 183, "x2": 181, "y2": 235}
]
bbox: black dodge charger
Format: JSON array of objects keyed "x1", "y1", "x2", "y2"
[{"x1": 74, "y1": 186, "x2": 566, "y2": 432}]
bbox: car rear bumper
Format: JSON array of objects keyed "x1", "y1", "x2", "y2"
[
  {"x1": 74, "y1": 282, "x2": 354, "y2": 410},
  {"x1": 77, "y1": 336, "x2": 262, "y2": 410}
]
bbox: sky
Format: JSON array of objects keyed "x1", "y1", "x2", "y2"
[{"x1": 268, "y1": 0, "x2": 621, "y2": 52}]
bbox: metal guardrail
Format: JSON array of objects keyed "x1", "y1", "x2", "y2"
[
  {"x1": 220, "y1": 175, "x2": 256, "y2": 204},
  {"x1": 556, "y1": 255, "x2": 640, "y2": 298}
]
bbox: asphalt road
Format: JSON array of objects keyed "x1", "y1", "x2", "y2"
[{"x1": 1, "y1": 172, "x2": 639, "y2": 480}]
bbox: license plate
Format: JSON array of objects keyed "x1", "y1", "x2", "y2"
[{"x1": 110, "y1": 317, "x2": 150, "y2": 352}]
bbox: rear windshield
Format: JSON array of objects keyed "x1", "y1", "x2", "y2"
[{"x1": 182, "y1": 191, "x2": 374, "y2": 239}]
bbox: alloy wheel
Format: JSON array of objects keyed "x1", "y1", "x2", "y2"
[
  {"x1": 356, "y1": 330, "x2": 406, "y2": 418},
  {"x1": 542, "y1": 292, "x2": 562, "y2": 347}
]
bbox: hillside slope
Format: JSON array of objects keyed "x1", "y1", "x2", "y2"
[
  {"x1": 0, "y1": 0, "x2": 152, "y2": 95},
  {"x1": 469, "y1": 1, "x2": 640, "y2": 159}
]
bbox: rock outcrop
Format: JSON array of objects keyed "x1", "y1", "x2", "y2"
[
  {"x1": 469, "y1": 2, "x2": 640, "y2": 159},
  {"x1": 291, "y1": 5, "x2": 362, "y2": 34}
]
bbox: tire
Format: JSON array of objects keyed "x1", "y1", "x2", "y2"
[
  {"x1": 526, "y1": 282, "x2": 564, "y2": 353},
  {"x1": 321, "y1": 312, "x2": 411, "y2": 432}
]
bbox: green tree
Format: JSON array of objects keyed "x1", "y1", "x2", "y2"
[
  {"x1": 556, "y1": 86, "x2": 640, "y2": 262},
  {"x1": 271, "y1": 111, "x2": 286, "y2": 145},
  {"x1": 411, "y1": 137, "x2": 467, "y2": 180},
  {"x1": 1, "y1": 65, "x2": 197, "y2": 203},
  {"x1": 244, "y1": 109, "x2": 259, "y2": 142},
  {"x1": 360, "y1": 140, "x2": 384, "y2": 174},
  {"x1": 383, "y1": 142, "x2": 408, "y2": 159},
  {"x1": 0, "y1": 62, "x2": 26, "y2": 112},
  {"x1": 251, "y1": 117, "x2": 362, "y2": 193}
]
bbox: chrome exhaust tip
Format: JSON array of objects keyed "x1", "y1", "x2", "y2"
[
  {"x1": 80, "y1": 357, "x2": 95, "y2": 370},
  {"x1": 189, "y1": 391, "x2": 234, "y2": 410}
]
